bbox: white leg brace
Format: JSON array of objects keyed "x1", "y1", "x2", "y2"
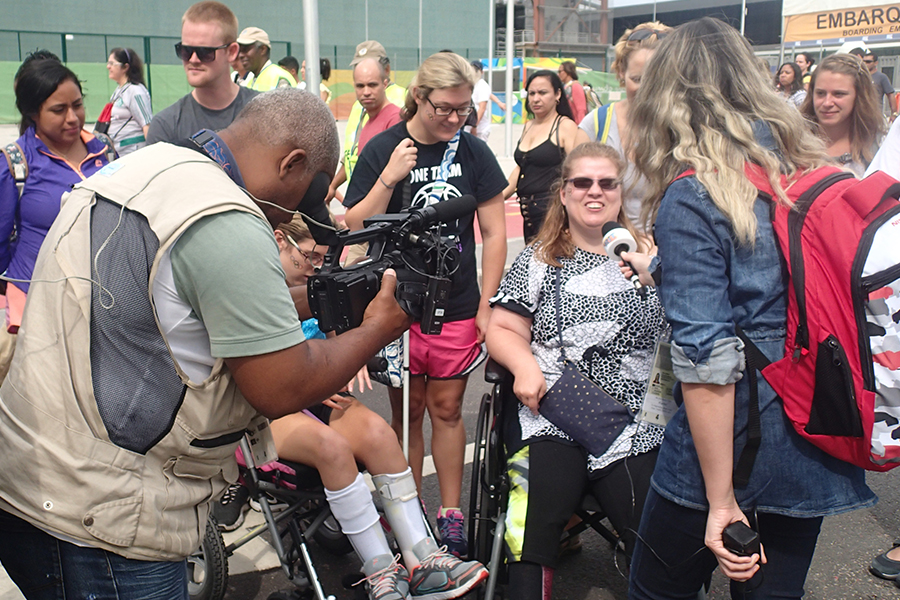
[
  {"x1": 372, "y1": 467, "x2": 431, "y2": 568},
  {"x1": 325, "y1": 473, "x2": 390, "y2": 564}
]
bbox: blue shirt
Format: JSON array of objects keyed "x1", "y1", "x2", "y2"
[
  {"x1": 650, "y1": 172, "x2": 875, "y2": 517},
  {"x1": 0, "y1": 128, "x2": 108, "y2": 293}
]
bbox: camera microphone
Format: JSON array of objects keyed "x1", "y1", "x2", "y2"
[
  {"x1": 602, "y1": 221, "x2": 644, "y2": 296},
  {"x1": 405, "y1": 195, "x2": 478, "y2": 230}
]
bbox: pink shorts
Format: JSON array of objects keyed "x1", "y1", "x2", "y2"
[{"x1": 409, "y1": 318, "x2": 486, "y2": 379}]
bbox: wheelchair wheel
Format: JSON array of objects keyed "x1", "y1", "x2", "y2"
[
  {"x1": 188, "y1": 515, "x2": 228, "y2": 600},
  {"x1": 312, "y1": 514, "x2": 354, "y2": 556},
  {"x1": 468, "y1": 391, "x2": 504, "y2": 566}
]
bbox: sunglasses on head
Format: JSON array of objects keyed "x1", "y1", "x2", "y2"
[
  {"x1": 567, "y1": 177, "x2": 620, "y2": 191},
  {"x1": 174, "y1": 42, "x2": 230, "y2": 63},
  {"x1": 627, "y1": 28, "x2": 668, "y2": 42}
]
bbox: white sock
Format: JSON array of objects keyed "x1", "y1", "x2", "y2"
[
  {"x1": 324, "y1": 473, "x2": 391, "y2": 565},
  {"x1": 373, "y1": 467, "x2": 431, "y2": 568}
]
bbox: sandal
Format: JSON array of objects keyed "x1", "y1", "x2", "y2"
[
  {"x1": 559, "y1": 532, "x2": 583, "y2": 557},
  {"x1": 870, "y1": 540, "x2": 900, "y2": 580}
]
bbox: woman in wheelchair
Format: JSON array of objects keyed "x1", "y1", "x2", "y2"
[
  {"x1": 270, "y1": 216, "x2": 489, "y2": 600},
  {"x1": 485, "y1": 142, "x2": 667, "y2": 600}
]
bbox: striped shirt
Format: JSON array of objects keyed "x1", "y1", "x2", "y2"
[{"x1": 110, "y1": 82, "x2": 153, "y2": 156}]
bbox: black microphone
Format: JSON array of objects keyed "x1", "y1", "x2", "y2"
[
  {"x1": 404, "y1": 195, "x2": 478, "y2": 230},
  {"x1": 602, "y1": 222, "x2": 645, "y2": 295}
]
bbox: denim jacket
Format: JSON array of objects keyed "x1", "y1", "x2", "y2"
[{"x1": 650, "y1": 174, "x2": 875, "y2": 517}]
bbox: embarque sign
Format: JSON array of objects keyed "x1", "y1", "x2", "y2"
[{"x1": 784, "y1": 2, "x2": 900, "y2": 43}]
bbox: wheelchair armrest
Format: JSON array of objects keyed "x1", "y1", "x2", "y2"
[{"x1": 484, "y1": 358, "x2": 511, "y2": 384}]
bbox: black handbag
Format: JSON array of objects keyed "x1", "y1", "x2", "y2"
[{"x1": 538, "y1": 268, "x2": 634, "y2": 457}]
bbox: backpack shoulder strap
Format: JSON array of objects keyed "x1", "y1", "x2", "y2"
[
  {"x1": 600, "y1": 103, "x2": 614, "y2": 144},
  {"x1": 593, "y1": 102, "x2": 615, "y2": 144},
  {"x1": 2, "y1": 142, "x2": 28, "y2": 199}
]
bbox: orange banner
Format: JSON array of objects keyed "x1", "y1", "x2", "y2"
[{"x1": 784, "y1": 4, "x2": 900, "y2": 41}]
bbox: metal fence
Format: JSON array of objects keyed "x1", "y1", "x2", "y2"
[{"x1": 0, "y1": 29, "x2": 485, "y2": 124}]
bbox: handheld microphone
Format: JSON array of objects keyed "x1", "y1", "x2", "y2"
[{"x1": 602, "y1": 222, "x2": 645, "y2": 296}]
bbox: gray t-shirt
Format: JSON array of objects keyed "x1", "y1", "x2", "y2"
[
  {"x1": 146, "y1": 87, "x2": 258, "y2": 146},
  {"x1": 872, "y1": 71, "x2": 894, "y2": 113}
]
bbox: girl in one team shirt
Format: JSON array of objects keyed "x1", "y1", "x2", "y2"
[{"x1": 343, "y1": 51, "x2": 507, "y2": 558}]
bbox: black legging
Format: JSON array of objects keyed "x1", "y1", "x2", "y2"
[{"x1": 507, "y1": 440, "x2": 658, "y2": 600}]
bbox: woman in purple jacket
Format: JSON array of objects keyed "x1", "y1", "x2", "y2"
[{"x1": 0, "y1": 55, "x2": 108, "y2": 348}]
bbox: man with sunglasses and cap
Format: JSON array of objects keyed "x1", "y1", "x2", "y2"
[
  {"x1": 146, "y1": 1, "x2": 258, "y2": 146},
  {"x1": 0, "y1": 87, "x2": 413, "y2": 598},
  {"x1": 238, "y1": 27, "x2": 297, "y2": 92}
]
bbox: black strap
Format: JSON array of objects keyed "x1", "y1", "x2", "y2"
[
  {"x1": 111, "y1": 115, "x2": 133, "y2": 140},
  {"x1": 732, "y1": 326, "x2": 770, "y2": 489},
  {"x1": 553, "y1": 267, "x2": 568, "y2": 362}
]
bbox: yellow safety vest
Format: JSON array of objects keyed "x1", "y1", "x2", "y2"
[{"x1": 250, "y1": 61, "x2": 298, "y2": 91}]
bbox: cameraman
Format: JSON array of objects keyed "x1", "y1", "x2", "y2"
[
  {"x1": 344, "y1": 52, "x2": 507, "y2": 557},
  {"x1": 0, "y1": 89, "x2": 411, "y2": 598}
]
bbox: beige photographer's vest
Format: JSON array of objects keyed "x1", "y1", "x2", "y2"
[{"x1": 0, "y1": 143, "x2": 265, "y2": 560}]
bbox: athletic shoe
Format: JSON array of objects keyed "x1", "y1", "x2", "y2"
[
  {"x1": 211, "y1": 483, "x2": 249, "y2": 531},
  {"x1": 436, "y1": 507, "x2": 467, "y2": 558},
  {"x1": 408, "y1": 537, "x2": 488, "y2": 600},
  {"x1": 358, "y1": 554, "x2": 411, "y2": 600},
  {"x1": 248, "y1": 495, "x2": 289, "y2": 514}
]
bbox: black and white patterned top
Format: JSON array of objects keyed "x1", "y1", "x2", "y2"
[{"x1": 491, "y1": 245, "x2": 668, "y2": 471}]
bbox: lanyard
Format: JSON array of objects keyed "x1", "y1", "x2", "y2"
[{"x1": 426, "y1": 129, "x2": 460, "y2": 206}]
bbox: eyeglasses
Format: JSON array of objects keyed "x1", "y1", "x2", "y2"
[
  {"x1": 426, "y1": 97, "x2": 474, "y2": 117},
  {"x1": 863, "y1": 59, "x2": 876, "y2": 64},
  {"x1": 626, "y1": 28, "x2": 668, "y2": 42},
  {"x1": 106, "y1": 60, "x2": 124, "y2": 67},
  {"x1": 566, "y1": 177, "x2": 621, "y2": 191},
  {"x1": 174, "y1": 42, "x2": 230, "y2": 63},
  {"x1": 287, "y1": 235, "x2": 325, "y2": 268}
]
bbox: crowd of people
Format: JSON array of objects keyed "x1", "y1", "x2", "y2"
[{"x1": 0, "y1": 3, "x2": 899, "y2": 600}]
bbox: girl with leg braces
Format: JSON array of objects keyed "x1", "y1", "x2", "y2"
[{"x1": 270, "y1": 217, "x2": 488, "y2": 600}]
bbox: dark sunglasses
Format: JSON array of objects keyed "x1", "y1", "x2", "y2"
[
  {"x1": 627, "y1": 28, "x2": 668, "y2": 42},
  {"x1": 174, "y1": 42, "x2": 229, "y2": 63},
  {"x1": 567, "y1": 177, "x2": 620, "y2": 191}
]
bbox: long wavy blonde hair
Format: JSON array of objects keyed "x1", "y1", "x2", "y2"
[
  {"x1": 533, "y1": 142, "x2": 650, "y2": 267},
  {"x1": 628, "y1": 17, "x2": 829, "y2": 246}
]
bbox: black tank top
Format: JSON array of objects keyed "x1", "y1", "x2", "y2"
[{"x1": 513, "y1": 114, "x2": 565, "y2": 198}]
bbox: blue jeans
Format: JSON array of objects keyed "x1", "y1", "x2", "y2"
[
  {"x1": 0, "y1": 509, "x2": 188, "y2": 600},
  {"x1": 628, "y1": 489, "x2": 823, "y2": 600}
]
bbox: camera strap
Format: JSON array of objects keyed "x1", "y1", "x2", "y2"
[
  {"x1": 189, "y1": 129, "x2": 244, "y2": 187},
  {"x1": 428, "y1": 129, "x2": 460, "y2": 206}
]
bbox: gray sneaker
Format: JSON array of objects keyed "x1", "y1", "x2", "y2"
[
  {"x1": 359, "y1": 554, "x2": 411, "y2": 600},
  {"x1": 408, "y1": 537, "x2": 488, "y2": 600}
]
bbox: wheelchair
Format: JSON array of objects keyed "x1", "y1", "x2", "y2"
[
  {"x1": 188, "y1": 434, "x2": 354, "y2": 600},
  {"x1": 467, "y1": 359, "x2": 623, "y2": 600}
]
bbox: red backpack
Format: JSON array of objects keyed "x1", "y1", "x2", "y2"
[{"x1": 676, "y1": 165, "x2": 900, "y2": 480}]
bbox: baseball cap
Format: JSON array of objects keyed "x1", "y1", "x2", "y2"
[
  {"x1": 237, "y1": 27, "x2": 271, "y2": 47},
  {"x1": 349, "y1": 40, "x2": 387, "y2": 66}
]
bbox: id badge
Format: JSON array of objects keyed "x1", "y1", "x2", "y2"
[
  {"x1": 246, "y1": 414, "x2": 278, "y2": 467},
  {"x1": 639, "y1": 337, "x2": 678, "y2": 427}
]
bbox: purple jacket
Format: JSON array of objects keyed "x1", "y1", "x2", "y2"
[{"x1": 0, "y1": 128, "x2": 108, "y2": 293}]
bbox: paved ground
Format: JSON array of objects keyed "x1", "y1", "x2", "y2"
[{"x1": 1, "y1": 120, "x2": 899, "y2": 599}]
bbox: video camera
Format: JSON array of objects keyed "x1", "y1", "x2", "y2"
[{"x1": 304, "y1": 195, "x2": 477, "y2": 336}]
